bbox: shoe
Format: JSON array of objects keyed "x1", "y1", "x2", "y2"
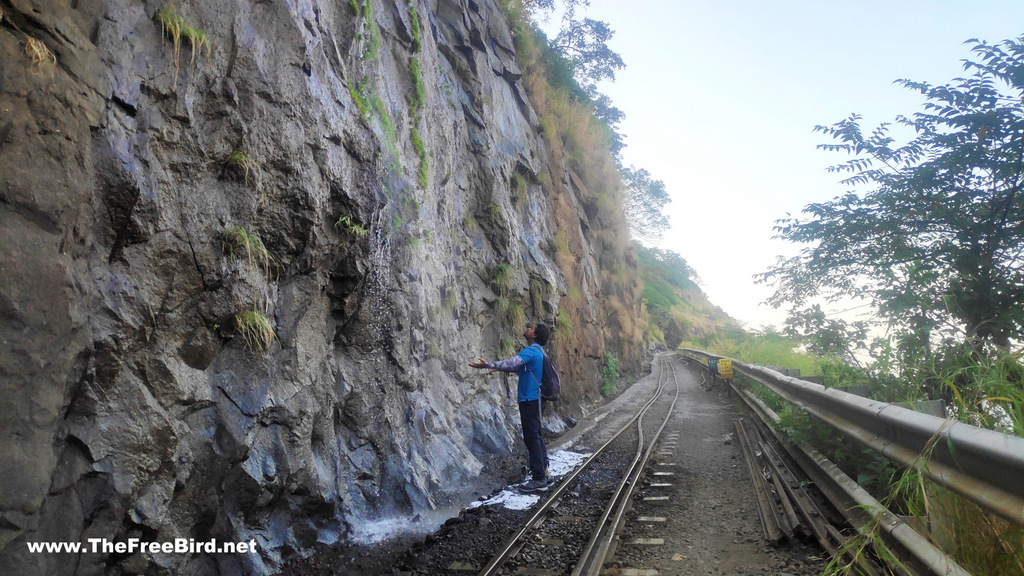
[{"x1": 518, "y1": 479, "x2": 549, "y2": 494}]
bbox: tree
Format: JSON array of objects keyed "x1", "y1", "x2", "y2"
[
  {"x1": 783, "y1": 305, "x2": 868, "y2": 365},
  {"x1": 622, "y1": 166, "x2": 671, "y2": 242},
  {"x1": 552, "y1": 16, "x2": 625, "y2": 89},
  {"x1": 518, "y1": 0, "x2": 626, "y2": 154},
  {"x1": 760, "y1": 37, "x2": 1024, "y2": 351}
]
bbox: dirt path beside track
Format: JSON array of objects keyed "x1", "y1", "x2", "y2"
[{"x1": 604, "y1": 353, "x2": 827, "y2": 576}]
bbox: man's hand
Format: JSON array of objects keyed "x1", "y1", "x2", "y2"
[{"x1": 469, "y1": 358, "x2": 496, "y2": 373}]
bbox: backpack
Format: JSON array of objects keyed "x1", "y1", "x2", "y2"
[
  {"x1": 540, "y1": 352, "x2": 561, "y2": 401},
  {"x1": 525, "y1": 346, "x2": 561, "y2": 401}
]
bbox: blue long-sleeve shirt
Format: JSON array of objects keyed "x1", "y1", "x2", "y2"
[{"x1": 486, "y1": 343, "x2": 545, "y2": 402}]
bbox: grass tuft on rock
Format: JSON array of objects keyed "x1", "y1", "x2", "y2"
[
  {"x1": 336, "y1": 214, "x2": 368, "y2": 237},
  {"x1": 224, "y1": 150, "x2": 258, "y2": 184},
  {"x1": 222, "y1": 225, "x2": 271, "y2": 272},
  {"x1": 157, "y1": 5, "x2": 210, "y2": 87},
  {"x1": 235, "y1": 308, "x2": 274, "y2": 352},
  {"x1": 25, "y1": 37, "x2": 56, "y2": 67}
]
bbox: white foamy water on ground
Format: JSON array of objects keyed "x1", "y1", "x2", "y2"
[
  {"x1": 468, "y1": 450, "x2": 591, "y2": 511},
  {"x1": 548, "y1": 449, "x2": 589, "y2": 476},
  {"x1": 352, "y1": 451, "x2": 594, "y2": 542},
  {"x1": 349, "y1": 505, "x2": 462, "y2": 545},
  {"x1": 469, "y1": 490, "x2": 540, "y2": 510}
]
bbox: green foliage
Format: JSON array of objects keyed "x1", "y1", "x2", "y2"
[
  {"x1": 550, "y1": 7, "x2": 625, "y2": 90},
  {"x1": 538, "y1": 116, "x2": 558, "y2": 143},
  {"x1": 497, "y1": 0, "x2": 648, "y2": 363},
  {"x1": 408, "y1": 2, "x2": 422, "y2": 53},
  {"x1": 489, "y1": 204, "x2": 504, "y2": 222},
  {"x1": 686, "y1": 329, "x2": 824, "y2": 378},
  {"x1": 512, "y1": 173, "x2": 527, "y2": 206},
  {"x1": 224, "y1": 150, "x2": 257, "y2": 184},
  {"x1": 353, "y1": 92, "x2": 399, "y2": 173},
  {"x1": 335, "y1": 214, "x2": 368, "y2": 237},
  {"x1": 507, "y1": 301, "x2": 526, "y2": 332},
  {"x1": 409, "y1": 56, "x2": 426, "y2": 112},
  {"x1": 555, "y1": 309, "x2": 573, "y2": 341},
  {"x1": 411, "y1": 127, "x2": 428, "y2": 187},
  {"x1": 821, "y1": 426, "x2": 1024, "y2": 576},
  {"x1": 499, "y1": 338, "x2": 517, "y2": 358},
  {"x1": 361, "y1": 0, "x2": 380, "y2": 61},
  {"x1": 370, "y1": 95, "x2": 395, "y2": 144},
  {"x1": 776, "y1": 405, "x2": 896, "y2": 500},
  {"x1": 703, "y1": 332, "x2": 1024, "y2": 572},
  {"x1": 910, "y1": 347, "x2": 1024, "y2": 436},
  {"x1": 508, "y1": 1, "x2": 626, "y2": 153},
  {"x1": 637, "y1": 245, "x2": 698, "y2": 291},
  {"x1": 600, "y1": 352, "x2": 620, "y2": 395},
  {"x1": 348, "y1": 76, "x2": 371, "y2": 118},
  {"x1": 783, "y1": 305, "x2": 868, "y2": 365},
  {"x1": 157, "y1": 5, "x2": 210, "y2": 87},
  {"x1": 638, "y1": 244, "x2": 740, "y2": 349},
  {"x1": 493, "y1": 262, "x2": 513, "y2": 294},
  {"x1": 222, "y1": 225, "x2": 270, "y2": 271},
  {"x1": 566, "y1": 285, "x2": 580, "y2": 301},
  {"x1": 538, "y1": 170, "x2": 552, "y2": 187},
  {"x1": 761, "y1": 36, "x2": 1024, "y2": 352},
  {"x1": 350, "y1": 77, "x2": 370, "y2": 116},
  {"x1": 426, "y1": 339, "x2": 441, "y2": 358},
  {"x1": 512, "y1": 172, "x2": 527, "y2": 193},
  {"x1": 622, "y1": 165, "x2": 671, "y2": 242},
  {"x1": 235, "y1": 308, "x2": 274, "y2": 352},
  {"x1": 551, "y1": 228, "x2": 569, "y2": 255}
]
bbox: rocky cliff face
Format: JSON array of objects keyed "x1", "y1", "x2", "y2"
[{"x1": 0, "y1": 0, "x2": 646, "y2": 574}]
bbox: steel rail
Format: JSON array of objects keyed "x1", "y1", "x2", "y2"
[
  {"x1": 683, "y1": 348, "x2": 1024, "y2": 527},
  {"x1": 475, "y1": 354, "x2": 673, "y2": 576},
  {"x1": 570, "y1": 354, "x2": 680, "y2": 576}
]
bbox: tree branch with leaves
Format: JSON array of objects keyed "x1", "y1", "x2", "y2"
[{"x1": 760, "y1": 36, "x2": 1024, "y2": 355}]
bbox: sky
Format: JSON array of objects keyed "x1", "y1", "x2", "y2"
[{"x1": 548, "y1": 1, "x2": 1024, "y2": 330}]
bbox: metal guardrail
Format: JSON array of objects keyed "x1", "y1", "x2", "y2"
[
  {"x1": 683, "y1": 349, "x2": 1024, "y2": 528},
  {"x1": 729, "y1": 370, "x2": 971, "y2": 576}
]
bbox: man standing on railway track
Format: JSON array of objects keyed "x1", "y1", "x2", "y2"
[{"x1": 469, "y1": 323, "x2": 551, "y2": 493}]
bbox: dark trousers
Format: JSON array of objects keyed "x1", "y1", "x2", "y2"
[{"x1": 518, "y1": 399, "x2": 548, "y2": 481}]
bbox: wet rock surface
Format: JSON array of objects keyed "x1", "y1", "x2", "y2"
[
  {"x1": 283, "y1": 354, "x2": 829, "y2": 575},
  {"x1": 0, "y1": 0, "x2": 647, "y2": 574}
]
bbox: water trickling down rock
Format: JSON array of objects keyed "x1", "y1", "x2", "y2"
[{"x1": 0, "y1": 1, "x2": 648, "y2": 574}]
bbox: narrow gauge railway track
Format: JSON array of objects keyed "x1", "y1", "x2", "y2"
[{"x1": 477, "y1": 354, "x2": 681, "y2": 576}]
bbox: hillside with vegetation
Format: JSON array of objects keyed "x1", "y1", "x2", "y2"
[{"x1": 636, "y1": 245, "x2": 742, "y2": 349}]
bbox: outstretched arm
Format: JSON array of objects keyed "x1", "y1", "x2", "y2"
[{"x1": 468, "y1": 355, "x2": 524, "y2": 373}]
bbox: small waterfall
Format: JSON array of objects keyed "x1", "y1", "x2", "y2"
[{"x1": 365, "y1": 206, "x2": 396, "y2": 379}]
